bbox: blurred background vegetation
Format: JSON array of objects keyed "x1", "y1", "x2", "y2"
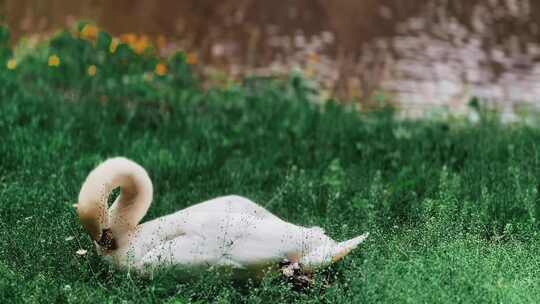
[{"x1": 3, "y1": 0, "x2": 540, "y2": 118}]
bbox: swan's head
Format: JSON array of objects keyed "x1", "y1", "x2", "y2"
[
  {"x1": 76, "y1": 157, "x2": 153, "y2": 252},
  {"x1": 77, "y1": 199, "x2": 105, "y2": 241},
  {"x1": 76, "y1": 198, "x2": 117, "y2": 251}
]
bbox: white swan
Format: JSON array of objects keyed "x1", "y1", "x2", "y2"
[{"x1": 76, "y1": 157, "x2": 368, "y2": 277}]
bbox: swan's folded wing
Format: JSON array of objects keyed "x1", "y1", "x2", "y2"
[
  {"x1": 140, "y1": 234, "x2": 243, "y2": 269},
  {"x1": 183, "y1": 195, "x2": 282, "y2": 221},
  {"x1": 140, "y1": 214, "x2": 298, "y2": 270}
]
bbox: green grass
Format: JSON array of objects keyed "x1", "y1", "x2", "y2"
[{"x1": 2, "y1": 25, "x2": 540, "y2": 303}]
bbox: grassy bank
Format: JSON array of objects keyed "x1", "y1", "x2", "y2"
[{"x1": 2, "y1": 25, "x2": 540, "y2": 303}]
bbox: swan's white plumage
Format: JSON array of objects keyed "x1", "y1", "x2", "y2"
[{"x1": 76, "y1": 157, "x2": 368, "y2": 275}]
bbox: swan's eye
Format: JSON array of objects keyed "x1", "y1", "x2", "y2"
[{"x1": 97, "y1": 228, "x2": 118, "y2": 251}]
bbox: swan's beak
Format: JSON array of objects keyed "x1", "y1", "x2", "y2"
[
  {"x1": 76, "y1": 202, "x2": 118, "y2": 251},
  {"x1": 97, "y1": 228, "x2": 118, "y2": 251}
]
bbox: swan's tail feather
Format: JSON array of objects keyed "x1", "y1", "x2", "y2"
[
  {"x1": 301, "y1": 232, "x2": 369, "y2": 269},
  {"x1": 331, "y1": 232, "x2": 369, "y2": 263}
]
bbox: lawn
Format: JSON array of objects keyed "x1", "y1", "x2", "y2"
[{"x1": 2, "y1": 25, "x2": 540, "y2": 303}]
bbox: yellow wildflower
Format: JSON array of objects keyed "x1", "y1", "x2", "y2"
[
  {"x1": 120, "y1": 33, "x2": 137, "y2": 45},
  {"x1": 133, "y1": 35, "x2": 150, "y2": 55},
  {"x1": 110, "y1": 38, "x2": 119, "y2": 53},
  {"x1": 186, "y1": 52, "x2": 198, "y2": 65},
  {"x1": 81, "y1": 24, "x2": 99, "y2": 41},
  {"x1": 48, "y1": 55, "x2": 60, "y2": 67},
  {"x1": 154, "y1": 62, "x2": 168, "y2": 76},
  {"x1": 6, "y1": 58, "x2": 17, "y2": 70},
  {"x1": 87, "y1": 65, "x2": 97, "y2": 77}
]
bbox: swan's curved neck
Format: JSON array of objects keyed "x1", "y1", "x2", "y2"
[{"x1": 77, "y1": 158, "x2": 153, "y2": 246}]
